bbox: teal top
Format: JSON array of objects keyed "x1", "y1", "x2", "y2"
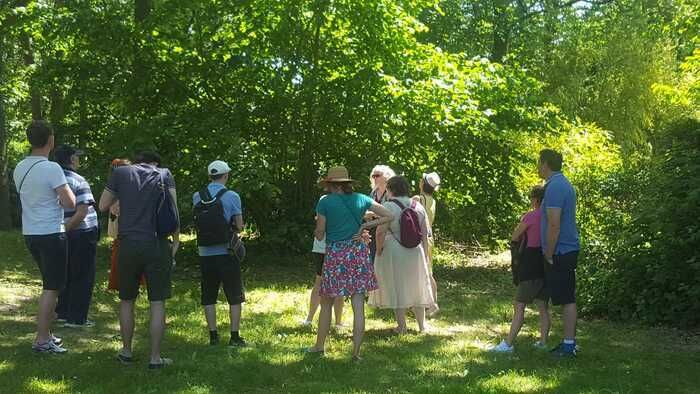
[{"x1": 316, "y1": 192, "x2": 374, "y2": 242}]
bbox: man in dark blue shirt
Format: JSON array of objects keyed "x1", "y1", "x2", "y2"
[{"x1": 539, "y1": 149, "x2": 580, "y2": 358}]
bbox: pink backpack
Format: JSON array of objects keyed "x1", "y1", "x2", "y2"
[{"x1": 389, "y1": 199, "x2": 423, "y2": 248}]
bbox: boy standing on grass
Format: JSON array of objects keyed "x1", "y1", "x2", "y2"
[
  {"x1": 192, "y1": 160, "x2": 247, "y2": 347},
  {"x1": 490, "y1": 185, "x2": 550, "y2": 353},
  {"x1": 538, "y1": 149, "x2": 580, "y2": 358},
  {"x1": 13, "y1": 120, "x2": 76, "y2": 353}
]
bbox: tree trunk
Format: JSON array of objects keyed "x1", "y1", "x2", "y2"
[
  {"x1": 490, "y1": 0, "x2": 511, "y2": 63},
  {"x1": 0, "y1": 56, "x2": 12, "y2": 230}
]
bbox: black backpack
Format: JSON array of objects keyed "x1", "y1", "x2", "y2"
[{"x1": 193, "y1": 187, "x2": 231, "y2": 246}]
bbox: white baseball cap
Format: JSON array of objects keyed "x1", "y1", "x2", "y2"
[
  {"x1": 423, "y1": 172, "x2": 441, "y2": 189},
  {"x1": 208, "y1": 160, "x2": 231, "y2": 176}
]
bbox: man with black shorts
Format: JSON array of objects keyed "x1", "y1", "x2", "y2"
[
  {"x1": 192, "y1": 160, "x2": 246, "y2": 347},
  {"x1": 539, "y1": 149, "x2": 580, "y2": 358},
  {"x1": 13, "y1": 120, "x2": 76, "y2": 353},
  {"x1": 99, "y1": 150, "x2": 180, "y2": 369}
]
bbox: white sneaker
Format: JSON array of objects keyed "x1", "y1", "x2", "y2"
[
  {"x1": 300, "y1": 319, "x2": 312, "y2": 327},
  {"x1": 489, "y1": 340, "x2": 514, "y2": 353}
]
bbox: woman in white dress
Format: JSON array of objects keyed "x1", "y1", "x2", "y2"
[{"x1": 369, "y1": 176, "x2": 434, "y2": 333}]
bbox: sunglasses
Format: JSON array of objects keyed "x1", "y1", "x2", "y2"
[{"x1": 371, "y1": 174, "x2": 382, "y2": 178}]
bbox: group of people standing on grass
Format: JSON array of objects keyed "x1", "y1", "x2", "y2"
[
  {"x1": 301, "y1": 165, "x2": 442, "y2": 360},
  {"x1": 13, "y1": 119, "x2": 580, "y2": 368}
]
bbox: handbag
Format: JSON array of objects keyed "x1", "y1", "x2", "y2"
[{"x1": 155, "y1": 169, "x2": 179, "y2": 237}]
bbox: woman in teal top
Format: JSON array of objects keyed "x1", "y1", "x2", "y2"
[{"x1": 305, "y1": 166, "x2": 393, "y2": 361}]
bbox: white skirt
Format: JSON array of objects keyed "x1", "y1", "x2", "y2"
[{"x1": 368, "y1": 236, "x2": 435, "y2": 309}]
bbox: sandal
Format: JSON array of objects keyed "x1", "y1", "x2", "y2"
[
  {"x1": 302, "y1": 347, "x2": 325, "y2": 356},
  {"x1": 116, "y1": 352, "x2": 134, "y2": 365},
  {"x1": 148, "y1": 357, "x2": 173, "y2": 370}
]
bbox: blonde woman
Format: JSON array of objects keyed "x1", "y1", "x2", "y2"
[{"x1": 367, "y1": 165, "x2": 395, "y2": 261}]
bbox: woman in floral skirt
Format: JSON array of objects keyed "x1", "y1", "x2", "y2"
[{"x1": 305, "y1": 166, "x2": 393, "y2": 360}]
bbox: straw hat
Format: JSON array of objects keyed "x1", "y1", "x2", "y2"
[{"x1": 320, "y1": 166, "x2": 355, "y2": 183}]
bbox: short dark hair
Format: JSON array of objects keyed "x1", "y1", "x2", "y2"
[
  {"x1": 210, "y1": 173, "x2": 226, "y2": 181},
  {"x1": 134, "y1": 150, "x2": 161, "y2": 165},
  {"x1": 422, "y1": 176, "x2": 436, "y2": 195},
  {"x1": 539, "y1": 149, "x2": 563, "y2": 172},
  {"x1": 529, "y1": 185, "x2": 545, "y2": 203},
  {"x1": 26, "y1": 120, "x2": 54, "y2": 148},
  {"x1": 386, "y1": 176, "x2": 410, "y2": 197}
]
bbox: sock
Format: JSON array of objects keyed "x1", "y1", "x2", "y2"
[
  {"x1": 209, "y1": 330, "x2": 219, "y2": 340},
  {"x1": 231, "y1": 331, "x2": 240, "y2": 340},
  {"x1": 563, "y1": 339, "x2": 575, "y2": 345}
]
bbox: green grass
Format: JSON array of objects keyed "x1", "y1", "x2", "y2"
[{"x1": 1, "y1": 231, "x2": 698, "y2": 393}]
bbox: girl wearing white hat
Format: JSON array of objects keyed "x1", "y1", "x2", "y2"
[{"x1": 412, "y1": 172, "x2": 440, "y2": 316}]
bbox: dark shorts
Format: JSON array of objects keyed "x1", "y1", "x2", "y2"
[
  {"x1": 545, "y1": 251, "x2": 578, "y2": 306},
  {"x1": 200, "y1": 254, "x2": 245, "y2": 306},
  {"x1": 312, "y1": 252, "x2": 324, "y2": 276},
  {"x1": 118, "y1": 238, "x2": 172, "y2": 302},
  {"x1": 25, "y1": 233, "x2": 67, "y2": 291},
  {"x1": 515, "y1": 279, "x2": 547, "y2": 304}
]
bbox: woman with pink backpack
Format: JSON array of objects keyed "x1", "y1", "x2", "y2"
[{"x1": 369, "y1": 176, "x2": 434, "y2": 333}]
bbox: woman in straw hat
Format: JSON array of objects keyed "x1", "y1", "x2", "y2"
[
  {"x1": 305, "y1": 166, "x2": 393, "y2": 361},
  {"x1": 412, "y1": 171, "x2": 441, "y2": 316}
]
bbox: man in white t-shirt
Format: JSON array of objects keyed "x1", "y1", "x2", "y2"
[{"x1": 13, "y1": 120, "x2": 76, "y2": 353}]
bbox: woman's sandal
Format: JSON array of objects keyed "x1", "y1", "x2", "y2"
[
  {"x1": 148, "y1": 357, "x2": 173, "y2": 370},
  {"x1": 302, "y1": 347, "x2": 325, "y2": 356}
]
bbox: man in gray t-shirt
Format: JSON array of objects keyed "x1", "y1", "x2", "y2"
[
  {"x1": 13, "y1": 120, "x2": 76, "y2": 354},
  {"x1": 99, "y1": 150, "x2": 180, "y2": 369}
]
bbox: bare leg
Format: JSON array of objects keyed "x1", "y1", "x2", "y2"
[
  {"x1": 333, "y1": 296, "x2": 344, "y2": 325},
  {"x1": 535, "y1": 300, "x2": 550, "y2": 344},
  {"x1": 119, "y1": 299, "x2": 135, "y2": 356},
  {"x1": 430, "y1": 275, "x2": 438, "y2": 307},
  {"x1": 351, "y1": 293, "x2": 366, "y2": 358},
  {"x1": 149, "y1": 301, "x2": 166, "y2": 363},
  {"x1": 310, "y1": 296, "x2": 333, "y2": 351},
  {"x1": 36, "y1": 290, "x2": 58, "y2": 343},
  {"x1": 203, "y1": 304, "x2": 217, "y2": 331},
  {"x1": 412, "y1": 307, "x2": 426, "y2": 332},
  {"x1": 305, "y1": 276, "x2": 322, "y2": 322},
  {"x1": 229, "y1": 304, "x2": 242, "y2": 332},
  {"x1": 394, "y1": 308, "x2": 407, "y2": 333},
  {"x1": 506, "y1": 302, "x2": 526, "y2": 346},
  {"x1": 562, "y1": 303, "x2": 577, "y2": 341}
]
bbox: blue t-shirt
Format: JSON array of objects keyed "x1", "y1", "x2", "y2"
[
  {"x1": 316, "y1": 193, "x2": 374, "y2": 242},
  {"x1": 540, "y1": 172, "x2": 580, "y2": 255},
  {"x1": 192, "y1": 183, "x2": 242, "y2": 256}
]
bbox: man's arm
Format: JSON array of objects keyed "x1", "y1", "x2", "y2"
[
  {"x1": 99, "y1": 189, "x2": 116, "y2": 212},
  {"x1": 65, "y1": 204, "x2": 89, "y2": 232},
  {"x1": 169, "y1": 188, "x2": 180, "y2": 257},
  {"x1": 545, "y1": 207, "x2": 562, "y2": 261},
  {"x1": 233, "y1": 215, "x2": 244, "y2": 232},
  {"x1": 56, "y1": 184, "x2": 76, "y2": 210}
]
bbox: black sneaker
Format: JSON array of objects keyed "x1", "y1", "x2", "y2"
[
  {"x1": 210, "y1": 336, "x2": 219, "y2": 346},
  {"x1": 228, "y1": 337, "x2": 247, "y2": 348}
]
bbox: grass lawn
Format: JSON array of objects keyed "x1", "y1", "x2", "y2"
[{"x1": 1, "y1": 230, "x2": 698, "y2": 393}]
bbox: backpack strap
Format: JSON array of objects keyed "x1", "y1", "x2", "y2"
[
  {"x1": 17, "y1": 159, "x2": 47, "y2": 194},
  {"x1": 389, "y1": 198, "x2": 406, "y2": 211},
  {"x1": 213, "y1": 188, "x2": 228, "y2": 200}
]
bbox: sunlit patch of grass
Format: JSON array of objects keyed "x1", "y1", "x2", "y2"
[
  {"x1": 25, "y1": 377, "x2": 72, "y2": 394},
  {"x1": 476, "y1": 370, "x2": 558, "y2": 392}
]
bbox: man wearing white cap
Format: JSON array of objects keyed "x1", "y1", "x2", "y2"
[
  {"x1": 192, "y1": 160, "x2": 246, "y2": 347},
  {"x1": 413, "y1": 171, "x2": 441, "y2": 316}
]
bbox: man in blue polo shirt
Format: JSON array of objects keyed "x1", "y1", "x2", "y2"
[
  {"x1": 54, "y1": 145, "x2": 99, "y2": 328},
  {"x1": 192, "y1": 160, "x2": 246, "y2": 347},
  {"x1": 538, "y1": 148, "x2": 580, "y2": 358}
]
